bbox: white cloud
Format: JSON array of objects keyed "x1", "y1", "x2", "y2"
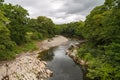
[
  {"x1": 49, "y1": 14, "x2": 85, "y2": 24},
  {"x1": 51, "y1": 1, "x2": 65, "y2": 10}
]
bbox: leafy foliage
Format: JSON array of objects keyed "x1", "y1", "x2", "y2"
[
  {"x1": 58, "y1": 21, "x2": 84, "y2": 39},
  {"x1": 27, "y1": 16, "x2": 56, "y2": 39},
  {"x1": 77, "y1": 0, "x2": 120, "y2": 80},
  {"x1": 0, "y1": 9, "x2": 16, "y2": 60},
  {"x1": 1, "y1": 3, "x2": 29, "y2": 45}
]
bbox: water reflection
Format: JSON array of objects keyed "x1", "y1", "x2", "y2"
[
  {"x1": 38, "y1": 48, "x2": 54, "y2": 61},
  {"x1": 38, "y1": 40, "x2": 83, "y2": 80}
]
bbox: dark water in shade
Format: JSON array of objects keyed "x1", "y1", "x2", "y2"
[{"x1": 39, "y1": 40, "x2": 83, "y2": 80}]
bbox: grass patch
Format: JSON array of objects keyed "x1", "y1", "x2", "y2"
[
  {"x1": 14, "y1": 41, "x2": 38, "y2": 54},
  {"x1": 0, "y1": 41, "x2": 38, "y2": 61}
]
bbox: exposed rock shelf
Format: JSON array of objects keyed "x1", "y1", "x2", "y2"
[{"x1": 66, "y1": 42, "x2": 88, "y2": 66}]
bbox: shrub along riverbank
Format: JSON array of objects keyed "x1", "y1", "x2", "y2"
[{"x1": 0, "y1": 41, "x2": 37, "y2": 60}]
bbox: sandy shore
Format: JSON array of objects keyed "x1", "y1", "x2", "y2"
[{"x1": 0, "y1": 36, "x2": 68, "y2": 80}]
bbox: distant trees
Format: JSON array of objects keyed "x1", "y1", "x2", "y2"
[
  {"x1": 27, "y1": 16, "x2": 56, "y2": 39},
  {"x1": 58, "y1": 21, "x2": 84, "y2": 39},
  {"x1": 37, "y1": 16, "x2": 56, "y2": 37}
]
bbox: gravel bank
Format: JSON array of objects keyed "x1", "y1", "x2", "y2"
[{"x1": 0, "y1": 36, "x2": 68, "y2": 80}]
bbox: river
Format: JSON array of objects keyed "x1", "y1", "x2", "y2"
[{"x1": 38, "y1": 40, "x2": 83, "y2": 80}]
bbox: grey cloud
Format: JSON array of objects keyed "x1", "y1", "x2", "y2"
[
  {"x1": 5, "y1": 0, "x2": 105, "y2": 24},
  {"x1": 49, "y1": 0, "x2": 104, "y2": 20},
  {"x1": 58, "y1": 0, "x2": 104, "y2": 14}
]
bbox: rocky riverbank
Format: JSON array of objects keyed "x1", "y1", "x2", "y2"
[
  {"x1": 66, "y1": 42, "x2": 88, "y2": 66},
  {"x1": 0, "y1": 36, "x2": 68, "y2": 80},
  {"x1": 66, "y1": 42, "x2": 88, "y2": 79}
]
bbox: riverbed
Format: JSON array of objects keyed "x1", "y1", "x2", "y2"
[
  {"x1": 0, "y1": 36, "x2": 83, "y2": 80},
  {"x1": 38, "y1": 40, "x2": 83, "y2": 80}
]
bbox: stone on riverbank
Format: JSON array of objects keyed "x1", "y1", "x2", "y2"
[
  {"x1": 66, "y1": 44, "x2": 88, "y2": 66},
  {"x1": 0, "y1": 53, "x2": 52, "y2": 80}
]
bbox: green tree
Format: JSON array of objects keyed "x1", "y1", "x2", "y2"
[
  {"x1": 60, "y1": 21, "x2": 84, "y2": 39},
  {"x1": 0, "y1": 10, "x2": 16, "y2": 60},
  {"x1": 1, "y1": 3, "x2": 29, "y2": 45},
  {"x1": 27, "y1": 16, "x2": 56, "y2": 40},
  {"x1": 37, "y1": 16, "x2": 56, "y2": 37}
]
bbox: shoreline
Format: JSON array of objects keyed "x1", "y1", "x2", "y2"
[
  {"x1": 0, "y1": 36, "x2": 68, "y2": 80},
  {"x1": 66, "y1": 43, "x2": 88, "y2": 80}
]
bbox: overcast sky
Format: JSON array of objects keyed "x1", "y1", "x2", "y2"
[{"x1": 5, "y1": 0, "x2": 105, "y2": 24}]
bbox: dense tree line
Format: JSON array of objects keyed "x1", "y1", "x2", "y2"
[
  {"x1": 56, "y1": 21, "x2": 84, "y2": 39},
  {"x1": 0, "y1": 1, "x2": 56, "y2": 60},
  {"x1": 77, "y1": 0, "x2": 120, "y2": 80}
]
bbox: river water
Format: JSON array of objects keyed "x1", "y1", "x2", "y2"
[{"x1": 38, "y1": 40, "x2": 83, "y2": 80}]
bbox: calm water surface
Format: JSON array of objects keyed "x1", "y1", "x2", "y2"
[{"x1": 39, "y1": 40, "x2": 83, "y2": 80}]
